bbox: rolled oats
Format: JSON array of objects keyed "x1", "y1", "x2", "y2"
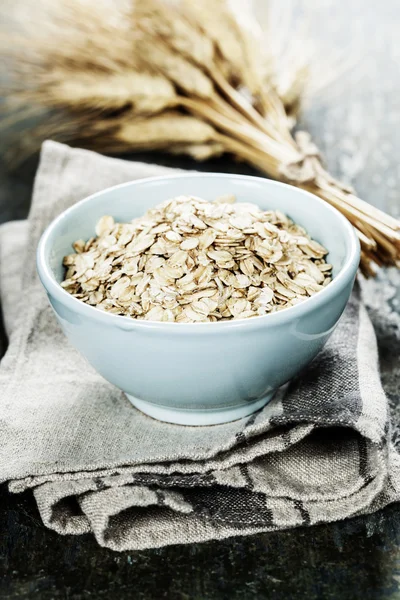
[{"x1": 62, "y1": 195, "x2": 332, "y2": 322}]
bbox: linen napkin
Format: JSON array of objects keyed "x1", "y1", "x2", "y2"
[{"x1": 0, "y1": 141, "x2": 399, "y2": 552}]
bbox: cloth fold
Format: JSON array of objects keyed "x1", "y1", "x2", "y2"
[{"x1": 0, "y1": 141, "x2": 399, "y2": 551}]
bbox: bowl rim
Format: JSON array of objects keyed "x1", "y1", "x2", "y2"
[{"x1": 37, "y1": 173, "x2": 360, "y2": 333}]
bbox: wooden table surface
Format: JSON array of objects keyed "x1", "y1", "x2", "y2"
[{"x1": 1, "y1": 1, "x2": 400, "y2": 598}]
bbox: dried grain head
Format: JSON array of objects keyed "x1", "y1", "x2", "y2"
[
  {"x1": 134, "y1": 0, "x2": 215, "y2": 70},
  {"x1": 181, "y1": 0, "x2": 261, "y2": 92},
  {"x1": 168, "y1": 142, "x2": 225, "y2": 160},
  {"x1": 45, "y1": 71, "x2": 178, "y2": 115},
  {"x1": 132, "y1": 31, "x2": 214, "y2": 99},
  {"x1": 115, "y1": 112, "x2": 218, "y2": 148},
  {"x1": 1, "y1": 0, "x2": 148, "y2": 127},
  {"x1": 5, "y1": 0, "x2": 138, "y2": 74}
]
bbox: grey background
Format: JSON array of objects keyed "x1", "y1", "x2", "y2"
[{"x1": 1, "y1": 0, "x2": 400, "y2": 598}]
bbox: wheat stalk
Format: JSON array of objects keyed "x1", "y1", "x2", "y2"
[{"x1": 1, "y1": 0, "x2": 399, "y2": 275}]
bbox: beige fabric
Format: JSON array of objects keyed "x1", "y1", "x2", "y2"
[{"x1": 0, "y1": 141, "x2": 399, "y2": 552}]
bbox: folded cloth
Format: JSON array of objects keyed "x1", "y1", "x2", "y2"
[{"x1": 0, "y1": 141, "x2": 399, "y2": 552}]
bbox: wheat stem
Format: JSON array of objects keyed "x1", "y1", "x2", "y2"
[
  {"x1": 216, "y1": 133, "x2": 279, "y2": 173},
  {"x1": 210, "y1": 65, "x2": 296, "y2": 147},
  {"x1": 180, "y1": 96, "x2": 297, "y2": 162}
]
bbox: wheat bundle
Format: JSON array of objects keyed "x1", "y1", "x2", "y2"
[{"x1": 1, "y1": 0, "x2": 399, "y2": 276}]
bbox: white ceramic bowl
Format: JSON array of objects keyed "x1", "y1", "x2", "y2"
[{"x1": 37, "y1": 174, "x2": 360, "y2": 425}]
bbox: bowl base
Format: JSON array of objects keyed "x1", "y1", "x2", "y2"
[{"x1": 125, "y1": 392, "x2": 275, "y2": 426}]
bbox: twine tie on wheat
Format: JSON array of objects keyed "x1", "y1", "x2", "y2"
[{"x1": 280, "y1": 131, "x2": 321, "y2": 185}]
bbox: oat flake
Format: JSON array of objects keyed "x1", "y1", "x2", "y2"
[{"x1": 62, "y1": 195, "x2": 332, "y2": 322}]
